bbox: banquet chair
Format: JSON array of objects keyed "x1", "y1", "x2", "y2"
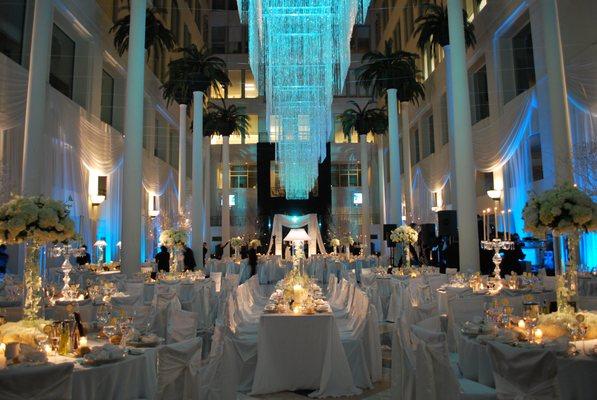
[
  {"x1": 168, "y1": 309, "x2": 199, "y2": 343},
  {"x1": 181, "y1": 280, "x2": 216, "y2": 334},
  {"x1": 156, "y1": 337, "x2": 203, "y2": 400},
  {"x1": 446, "y1": 268, "x2": 458, "y2": 275},
  {"x1": 410, "y1": 321, "x2": 496, "y2": 400},
  {"x1": 486, "y1": 341, "x2": 560, "y2": 400},
  {"x1": 0, "y1": 362, "x2": 74, "y2": 400},
  {"x1": 125, "y1": 280, "x2": 145, "y2": 304},
  {"x1": 448, "y1": 297, "x2": 485, "y2": 352},
  {"x1": 152, "y1": 291, "x2": 182, "y2": 340},
  {"x1": 210, "y1": 272, "x2": 222, "y2": 293}
]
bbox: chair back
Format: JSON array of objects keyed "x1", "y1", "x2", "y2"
[
  {"x1": 0, "y1": 362, "x2": 74, "y2": 400},
  {"x1": 168, "y1": 309, "x2": 199, "y2": 343},
  {"x1": 156, "y1": 337, "x2": 203, "y2": 400}
]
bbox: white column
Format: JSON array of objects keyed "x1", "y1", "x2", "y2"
[
  {"x1": 387, "y1": 89, "x2": 403, "y2": 225},
  {"x1": 178, "y1": 104, "x2": 187, "y2": 215},
  {"x1": 121, "y1": 0, "x2": 146, "y2": 276},
  {"x1": 191, "y1": 92, "x2": 204, "y2": 269},
  {"x1": 376, "y1": 136, "x2": 387, "y2": 256},
  {"x1": 444, "y1": 46, "x2": 458, "y2": 209},
  {"x1": 203, "y1": 136, "x2": 212, "y2": 252},
  {"x1": 21, "y1": 0, "x2": 53, "y2": 195},
  {"x1": 221, "y1": 136, "x2": 231, "y2": 258},
  {"x1": 360, "y1": 134, "x2": 371, "y2": 256},
  {"x1": 447, "y1": 0, "x2": 479, "y2": 273},
  {"x1": 401, "y1": 104, "x2": 412, "y2": 222},
  {"x1": 540, "y1": 0, "x2": 574, "y2": 184}
]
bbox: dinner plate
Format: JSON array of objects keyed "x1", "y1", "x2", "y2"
[{"x1": 83, "y1": 353, "x2": 126, "y2": 366}]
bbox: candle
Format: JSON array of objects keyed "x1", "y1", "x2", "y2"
[
  {"x1": 482, "y1": 210, "x2": 487, "y2": 241},
  {"x1": 518, "y1": 319, "x2": 526, "y2": 329},
  {"x1": 534, "y1": 328, "x2": 543, "y2": 342},
  {"x1": 507, "y1": 209, "x2": 512, "y2": 240},
  {"x1": 0, "y1": 343, "x2": 6, "y2": 369},
  {"x1": 79, "y1": 336, "x2": 88, "y2": 347},
  {"x1": 486, "y1": 209, "x2": 491, "y2": 240},
  {"x1": 493, "y1": 207, "x2": 498, "y2": 239},
  {"x1": 500, "y1": 210, "x2": 505, "y2": 239}
]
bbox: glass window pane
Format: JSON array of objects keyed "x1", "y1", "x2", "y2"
[
  {"x1": 100, "y1": 70, "x2": 114, "y2": 125},
  {"x1": 50, "y1": 25, "x2": 76, "y2": 99},
  {"x1": 227, "y1": 69, "x2": 242, "y2": 98},
  {"x1": 244, "y1": 70, "x2": 258, "y2": 98},
  {"x1": 0, "y1": 0, "x2": 27, "y2": 64}
]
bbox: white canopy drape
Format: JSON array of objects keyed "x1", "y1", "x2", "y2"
[{"x1": 266, "y1": 214, "x2": 327, "y2": 256}]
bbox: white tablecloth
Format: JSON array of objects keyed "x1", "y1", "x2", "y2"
[
  {"x1": 457, "y1": 331, "x2": 597, "y2": 400},
  {"x1": 251, "y1": 313, "x2": 360, "y2": 397}
]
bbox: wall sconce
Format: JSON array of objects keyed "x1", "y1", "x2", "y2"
[
  {"x1": 90, "y1": 175, "x2": 107, "y2": 206},
  {"x1": 148, "y1": 195, "x2": 160, "y2": 218},
  {"x1": 486, "y1": 189, "x2": 502, "y2": 200}
]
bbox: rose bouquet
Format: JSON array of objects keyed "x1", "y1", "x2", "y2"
[
  {"x1": 330, "y1": 238, "x2": 340, "y2": 247},
  {"x1": 340, "y1": 236, "x2": 354, "y2": 247},
  {"x1": 159, "y1": 229, "x2": 188, "y2": 247},
  {"x1": 391, "y1": 225, "x2": 418, "y2": 268},
  {"x1": 249, "y1": 239, "x2": 261, "y2": 249},
  {"x1": 230, "y1": 236, "x2": 244, "y2": 259}
]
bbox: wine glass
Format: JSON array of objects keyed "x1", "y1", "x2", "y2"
[
  {"x1": 103, "y1": 325, "x2": 117, "y2": 341},
  {"x1": 96, "y1": 305, "x2": 109, "y2": 327}
]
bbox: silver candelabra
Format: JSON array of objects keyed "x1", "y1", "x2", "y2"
[{"x1": 481, "y1": 238, "x2": 514, "y2": 280}]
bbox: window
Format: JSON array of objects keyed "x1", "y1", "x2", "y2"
[
  {"x1": 529, "y1": 134, "x2": 543, "y2": 181},
  {"x1": 410, "y1": 127, "x2": 420, "y2": 165},
  {"x1": 404, "y1": 0, "x2": 415, "y2": 38},
  {"x1": 183, "y1": 24, "x2": 191, "y2": 48},
  {"x1": 0, "y1": 0, "x2": 27, "y2": 64},
  {"x1": 512, "y1": 24, "x2": 536, "y2": 96},
  {"x1": 50, "y1": 25, "x2": 76, "y2": 99},
  {"x1": 230, "y1": 164, "x2": 257, "y2": 188},
  {"x1": 211, "y1": 26, "x2": 226, "y2": 53},
  {"x1": 422, "y1": 114, "x2": 434, "y2": 157},
  {"x1": 331, "y1": 163, "x2": 362, "y2": 187},
  {"x1": 227, "y1": 69, "x2": 242, "y2": 98},
  {"x1": 270, "y1": 161, "x2": 285, "y2": 197},
  {"x1": 100, "y1": 70, "x2": 115, "y2": 125},
  {"x1": 422, "y1": 43, "x2": 435, "y2": 80},
  {"x1": 228, "y1": 26, "x2": 243, "y2": 53},
  {"x1": 441, "y1": 94, "x2": 449, "y2": 145},
  {"x1": 244, "y1": 70, "x2": 258, "y2": 98},
  {"x1": 171, "y1": 0, "x2": 180, "y2": 43},
  {"x1": 351, "y1": 25, "x2": 370, "y2": 53},
  {"x1": 470, "y1": 64, "x2": 489, "y2": 123},
  {"x1": 465, "y1": 0, "x2": 487, "y2": 22},
  {"x1": 476, "y1": 172, "x2": 494, "y2": 197}
]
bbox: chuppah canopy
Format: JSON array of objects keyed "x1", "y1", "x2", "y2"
[{"x1": 266, "y1": 214, "x2": 327, "y2": 256}]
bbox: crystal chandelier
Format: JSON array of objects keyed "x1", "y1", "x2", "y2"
[{"x1": 237, "y1": 0, "x2": 370, "y2": 199}]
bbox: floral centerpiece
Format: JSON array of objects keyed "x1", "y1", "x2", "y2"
[
  {"x1": 249, "y1": 239, "x2": 261, "y2": 250},
  {"x1": 523, "y1": 184, "x2": 596, "y2": 313},
  {"x1": 330, "y1": 238, "x2": 340, "y2": 254},
  {"x1": 159, "y1": 228, "x2": 188, "y2": 273},
  {"x1": 390, "y1": 225, "x2": 418, "y2": 268},
  {"x1": 230, "y1": 236, "x2": 244, "y2": 260},
  {"x1": 340, "y1": 236, "x2": 354, "y2": 257},
  {"x1": 0, "y1": 196, "x2": 76, "y2": 320}
]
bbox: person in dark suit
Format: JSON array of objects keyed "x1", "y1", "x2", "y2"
[
  {"x1": 183, "y1": 245, "x2": 196, "y2": 271},
  {"x1": 248, "y1": 246, "x2": 258, "y2": 277},
  {"x1": 155, "y1": 245, "x2": 170, "y2": 272},
  {"x1": 76, "y1": 245, "x2": 91, "y2": 266}
]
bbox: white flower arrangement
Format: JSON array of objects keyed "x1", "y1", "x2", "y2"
[
  {"x1": 330, "y1": 238, "x2": 340, "y2": 247},
  {"x1": 249, "y1": 239, "x2": 261, "y2": 249},
  {"x1": 523, "y1": 184, "x2": 597, "y2": 237},
  {"x1": 390, "y1": 225, "x2": 418, "y2": 245},
  {"x1": 159, "y1": 228, "x2": 188, "y2": 247},
  {"x1": 0, "y1": 319, "x2": 51, "y2": 347},
  {"x1": 0, "y1": 196, "x2": 76, "y2": 244},
  {"x1": 230, "y1": 236, "x2": 244, "y2": 248},
  {"x1": 340, "y1": 236, "x2": 354, "y2": 246}
]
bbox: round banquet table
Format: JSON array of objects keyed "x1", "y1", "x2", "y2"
[{"x1": 456, "y1": 331, "x2": 597, "y2": 400}]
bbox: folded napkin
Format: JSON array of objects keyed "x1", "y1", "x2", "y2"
[{"x1": 84, "y1": 344, "x2": 125, "y2": 362}]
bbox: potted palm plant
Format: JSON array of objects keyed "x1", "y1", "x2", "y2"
[
  {"x1": 109, "y1": 6, "x2": 175, "y2": 57},
  {"x1": 208, "y1": 100, "x2": 249, "y2": 258},
  {"x1": 161, "y1": 44, "x2": 230, "y2": 215},
  {"x1": 355, "y1": 39, "x2": 425, "y2": 225}
]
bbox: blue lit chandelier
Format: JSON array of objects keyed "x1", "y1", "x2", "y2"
[{"x1": 237, "y1": 0, "x2": 371, "y2": 199}]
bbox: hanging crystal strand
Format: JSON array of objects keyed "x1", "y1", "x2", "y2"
[{"x1": 566, "y1": 231, "x2": 580, "y2": 311}]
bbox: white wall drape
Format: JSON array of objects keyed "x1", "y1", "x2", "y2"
[{"x1": 266, "y1": 214, "x2": 327, "y2": 256}]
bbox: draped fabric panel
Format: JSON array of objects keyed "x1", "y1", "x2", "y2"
[
  {"x1": 0, "y1": 53, "x2": 179, "y2": 264},
  {"x1": 266, "y1": 214, "x2": 327, "y2": 256}
]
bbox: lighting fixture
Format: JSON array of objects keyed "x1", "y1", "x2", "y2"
[{"x1": 487, "y1": 189, "x2": 502, "y2": 200}]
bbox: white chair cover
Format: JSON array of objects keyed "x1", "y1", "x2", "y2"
[
  {"x1": 152, "y1": 291, "x2": 182, "y2": 339},
  {"x1": 156, "y1": 337, "x2": 203, "y2": 400},
  {"x1": 486, "y1": 341, "x2": 560, "y2": 400},
  {"x1": 168, "y1": 309, "x2": 199, "y2": 343},
  {"x1": 0, "y1": 362, "x2": 74, "y2": 400}
]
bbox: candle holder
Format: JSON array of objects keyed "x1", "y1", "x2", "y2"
[{"x1": 481, "y1": 238, "x2": 514, "y2": 289}]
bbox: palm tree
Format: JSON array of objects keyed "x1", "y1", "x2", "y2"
[
  {"x1": 414, "y1": 3, "x2": 476, "y2": 55},
  {"x1": 355, "y1": 39, "x2": 425, "y2": 104},
  {"x1": 207, "y1": 100, "x2": 249, "y2": 258},
  {"x1": 161, "y1": 45, "x2": 230, "y2": 108},
  {"x1": 355, "y1": 39, "x2": 425, "y2": 227},
  {"x1": 337, "y1": 100, "x2": 379, "y2": 139},
  {"x1": 109, "y1": 7, "x2": 175, "y2": 57}
]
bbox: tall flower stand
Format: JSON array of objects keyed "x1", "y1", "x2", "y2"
[
  {"x1": 553, "y1": 232, "x2": 580, "y2": 314},
  {"x1": 24, "y1": 242, "x2": 43, "y2": 320},
  {"x1": 170, "y1": 245, "x2": 182, "y2": 273}
]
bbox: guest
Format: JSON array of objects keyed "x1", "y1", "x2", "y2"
[
  {"x1": 183, "y1": 244, "x2": 196, "y2": 271},
  {"x1": 0, "y1": 244, "x2": 9, "y2": 274},
  {"x1": 501, "y1": 233, "x2": 525, "y2": 276},
  {"x1": 76, "y1": 245, "x2": 91, "y2": 266},
  {"x1": 215, "y1": 241, "x2": 230, "y2": 259},
  {"x1": 248, "y1": 243, "x2": 258, "y2": 277},
  {"x1": 203, "y1": 242, "x2": 208, "y2": 264},
  {"x1": 155, "y1": 245, "x2": 170, "y2": 272}
]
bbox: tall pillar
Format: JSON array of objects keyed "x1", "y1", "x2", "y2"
[
  {"x1": 178, "y1": 104, "x2": 187, "y2": 215},
  {"x1": 444, "y1": 47, "x2": 458, "y2": 209},
  {"x1": 387, "y1": 89, "x2": 403, "y2": 225},
  {"x1": 21, "y1": 0, "x2": 53, "y2": 195},
  {"x1": 401, "y1": 104, "x2": 413, "y2": 222},
  {"x1": 540, "y1": 0, "x2": 574, "y2": 184},
  {"x1": 221, "y1": 136, "x2": 231, "y2": 258},
  {"x1": 360, "y1": 134, "x2": 371, "y2": 256},
  {"x1": 203, "y1": 136, "x2": 212, "y2": 253},
  {"x1": 191, "y1": 92, "x2": 204, "y2": 268},
  {"x1": 376, "y1": 136, "x2": 387, "y2": 256},
  {"x1": 121, "y1": 0, "x2": 147, "y2": 276},
  {"x1": 446, "y1": 0, "x2": 479, "y2": 272}
]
